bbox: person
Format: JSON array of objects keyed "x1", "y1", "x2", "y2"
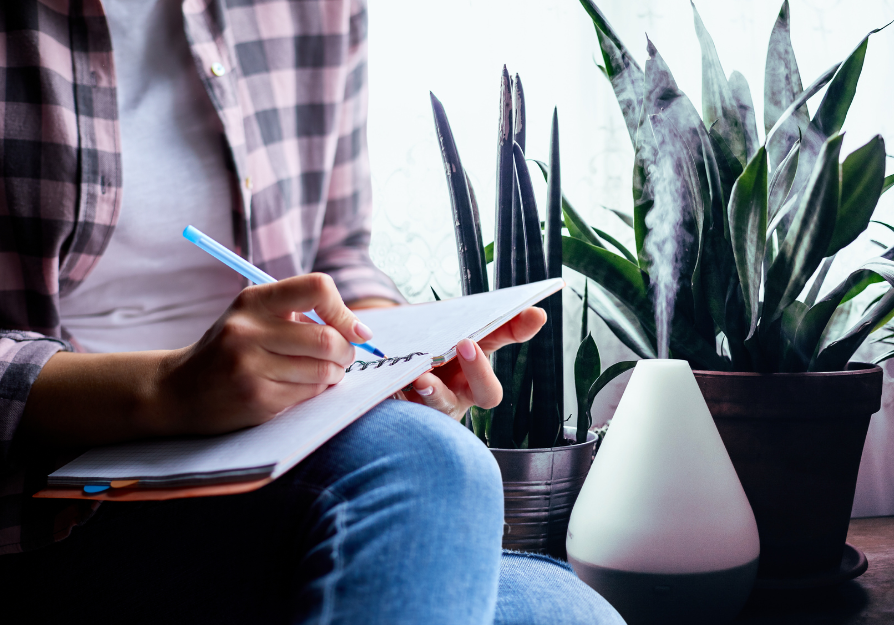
[{"x1": 0, "y1": 2, "x2": 625, "y2": 623}]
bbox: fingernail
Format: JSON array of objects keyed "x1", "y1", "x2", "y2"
[
  {"x1": 415, "y1": 386, "x2": 434, "y2": 396},
  {"x1": 457, "y1": 339, "x2": 476, "y2": 362},
  {"x1": 354, "y1": 320, "x2": 374, "y2": 341}
]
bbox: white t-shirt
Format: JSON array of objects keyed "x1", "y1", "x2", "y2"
[{"x1": 59, "y1": 0, "x2": 244, "y2": 353}]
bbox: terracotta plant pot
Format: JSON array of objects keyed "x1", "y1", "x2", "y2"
[
  {"x1": 693, "y1": 363, "x2": 882, "y2": 583},
  {"x1": 491, "y1": 426, "x2": 597, "y2": 559}
]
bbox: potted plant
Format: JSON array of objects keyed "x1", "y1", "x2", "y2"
[
  {"x1": 562, "y1": 0, "x2": 894, "y2": 585},
  {"x1": 429, "y1": 69, "x2": 634, "y2": 559}
]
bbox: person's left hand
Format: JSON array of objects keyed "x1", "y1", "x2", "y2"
[{"x1": 401, "y1": 306, "x2": 547, "y2": 420}]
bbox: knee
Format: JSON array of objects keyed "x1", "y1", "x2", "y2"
[
  {"x1": 358, "y1": 400, "x2": 503, "y2": 519},
  {"x1": 496, "y1": 552, "x2": 626, "y2": 625}
]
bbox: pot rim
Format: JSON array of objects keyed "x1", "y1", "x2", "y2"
[
  {"x1": 692, "y1": 361, "x2": 881, "y2": 379},
  {"x1": 490, "y1": 425, "x2": 596, "y2": 454}
]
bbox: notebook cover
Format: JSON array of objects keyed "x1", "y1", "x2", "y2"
[{"x1": 34, "y1": 477, "x2": 274, "y2": 501}]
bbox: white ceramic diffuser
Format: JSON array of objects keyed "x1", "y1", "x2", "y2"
[{"x1": 566, "y1": 360, "x2": 759, "y2": 625}]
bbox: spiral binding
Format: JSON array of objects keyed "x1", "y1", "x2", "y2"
[{"x1": 346, "y1": 352, "x2": 427, "y2": 373}]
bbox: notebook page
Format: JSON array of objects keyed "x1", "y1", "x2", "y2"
[
  {"x1": 354, "y1": 278, "x2": 564, "y2": 362},
  {"x1": 49, "y1": 355, "x2": 431, "y2": 485}
]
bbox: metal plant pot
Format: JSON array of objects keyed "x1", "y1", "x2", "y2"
[
  {"x1": 694, "y1": 363, "x2": 882, "y2": 585},
  {"x1": 491, "y1": 426, "x2": 597, "y2": 560}
]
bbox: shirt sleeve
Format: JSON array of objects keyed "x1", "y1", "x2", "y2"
[
  {"x1": 310, "y1": 0, "x2": 406, "y2": 305},
  {"x1": 0, "y1": 331, "x2": 71, "y2": 473}
]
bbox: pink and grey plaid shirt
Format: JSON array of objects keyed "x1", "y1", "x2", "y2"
[{"x1": 0, "y1": 0, "x2": 401, "y2": 555}]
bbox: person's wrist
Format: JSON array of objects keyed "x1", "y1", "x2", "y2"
[{"x1": 134, "y1": 348, "x2": 188, "y2": 438}]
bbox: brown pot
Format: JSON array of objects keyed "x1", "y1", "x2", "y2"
[{"x1": 693, "y1": 363, "x2": 882, "y2": 581}]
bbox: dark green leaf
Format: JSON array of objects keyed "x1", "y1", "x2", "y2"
[
  {"x1": 470, "y1": 406, "x2": 491, "y2": 444},
  {"x1": 813, "y1": 37, "x2": 869, "y2": 137},
  {"x1": 544, "y1": 111, "x2": 564, "y2": 433},
  {"x1": 430, "y1": 286, "x2": 441, "y2": 301},
  {"x1": 883, "y1": 174, "x2": 894, "y2": 195},
  {"x1": 767, "y1": 139, "x2": 800, "y2": 222},
  {"x1": 511, "y1": 346, "x2": 534, "y2": 448},
  {"x1": 571, "y1": 283, "x2": 657, "y2": 359},
  {"x1": 531, "y1": 159, "x2": 606, "y2": 249},
  {"x1": 574, "y1": 334, "x2": 601, "y2": 443},
  {"x1": 729, "y1": 71, "x2": 760, "y2": 160},
  {"x1": 605, "y1": 207, "x2": 635, "y2": 228},
  {"x1": 494, "y1": 66, "x2": 515, "y2": 293},
  {"x1": 592, "y1": 227, "x2": 637, "y2": 264},
  {"x1": 782, "y1": 300, "x2": 809, "y2": 343},
  {"x1": 513, "y1": 142, "x2": 561, "y2": 449},
  {"x1": 563, "y1": 237, "x2": 726, "y2": 368},
  {"x1": 508, "y1": 341, "x2": 531, "y2": 447},
  {"x1": 813, "y1": 289, "x2": 894, "y2": 371},
  {"x1": 581, "y1": 281, "x2": 589, "y2": 343},
  {"x1": 707, "y1": 126, "x2": 745, "y2": 216},
  {"x1": 787, "y1": 22, "x2": 891, "y2": 208},
  {"x1": 465, "y1": 170, "x2": 488, "y2": 288},
  {"x1": 430, "y1": 92, "x2": 487, "y2": 295},
  {"x1": 872, "y1": 220, "x2": 894, "y2": 235},
  {"x1": 692, "y1": 2, "x2": 746, "y2": 164},
  {"x1": 594, "y1": 25, "x2": 644, "y2": 145},
  {"x1": 872, "y1": 348, "x2": 894, "y2": 365},
  {"x1": 790, "y1": 258, "x2": 894, "y2": 370},
  {"x1": 513, "y1": 74, "x2": 526, "y2": 152},
  {"x1": 863, "y1": 291, "x2": 886, "y2": 316},
  {"x1": 489, "y1": 67, "x2": 517, "y2": 449},
  {"x1": 804, "y1": 255, "x2": 835, "y2": 308},
  {"x1": 764, "y1": 0, "x2": 810, "y2": 169},
  {"x1": 577, "y1": 0, "x2": 642, "y2": 73},
  {"x1": 827, "y1": 135, "x2": 886, "y2": 255},
  {"x1": 728, "y1": 146, "x2": 768, "y2": 339},
  {"x1": 763, "y1": 134, "x2": 843, "y2": 324},
  {"x1": 764, "y1": 63, "x2": 839, "y2": 150},
  {"x1": 586, "y1": 361, "x2": 638, "y2": 417}
]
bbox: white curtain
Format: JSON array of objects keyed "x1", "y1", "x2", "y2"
[{"x1": 366, "y1": 0, "x2": 894, "y2": 517}]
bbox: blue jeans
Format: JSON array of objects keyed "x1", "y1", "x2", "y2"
[{"x1": 1, "y1": 400, "x2": 624, "y2": 624}]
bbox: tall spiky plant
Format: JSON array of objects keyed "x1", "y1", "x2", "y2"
[
  {"x1": 431, "y1": 69, "x2": 634, "y2": 448},
  {"x1": 563, "y1": 0, "x2": 894, "y2": 373}
]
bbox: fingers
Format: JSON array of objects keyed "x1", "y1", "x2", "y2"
[
  {"x1": 454, "y1": 339, "x2": 502, "y2": 409},
  {"x1": 477, "y1": 307, "x2": 547, "y2": 354},
  {"x1": 410, "y1": 371, "x2": 461, "y2": 419},
  {"x1": 243, "y1": 273, "x2": 372, "y2": 345},
  {"x1": 261, "y1": 353, "x2": 347, "y2": 386},
  {"x1": 257, "y1": 316, "x2": 356, "y2": 368},
  {"x1": 408, "y1": 339, "x2": 502, "y2": 420}
]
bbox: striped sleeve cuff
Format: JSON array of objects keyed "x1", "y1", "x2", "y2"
[{"x1": 0, "y1": 332, "x2": 71, "y2": 471}]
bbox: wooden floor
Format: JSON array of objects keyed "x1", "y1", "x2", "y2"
[{"x1": 733, "y1": 516, "x2": 894, "y2": 624}]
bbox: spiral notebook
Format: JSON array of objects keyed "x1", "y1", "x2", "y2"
[{"x1": 36, "y1": 278, "x2": 563, "y2": 501}]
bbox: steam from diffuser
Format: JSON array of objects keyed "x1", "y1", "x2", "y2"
[{"x1": 643, "y1": 114, "x2": 693, "y2": 359}]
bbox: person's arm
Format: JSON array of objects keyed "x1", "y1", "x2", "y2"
[
  {"x1": 311, "y1": 2, "x2": 405, "y2": 308},
  {"x1": 19, "y1": 274, "x2": 371, "y2": 448}
]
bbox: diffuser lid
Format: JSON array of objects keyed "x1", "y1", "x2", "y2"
[{"x1": 567, "y1": 359, "x2": 759, "y2": 574}]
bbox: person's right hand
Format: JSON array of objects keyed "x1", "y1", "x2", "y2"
[{"x1": 151, "y1": 273, "x2": 372, "y2": 436}]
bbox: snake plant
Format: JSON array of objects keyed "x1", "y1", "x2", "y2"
[
  {"x1": 431, "y1": 69, "x2": 634, "y2": 448},
  {"x1": 566, "y1": 0, "x2": 894, "y2": 373}
]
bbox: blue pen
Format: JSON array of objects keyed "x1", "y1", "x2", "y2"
[{"x1": 183, "y1": 225, "x2": 386, "y2": 358}]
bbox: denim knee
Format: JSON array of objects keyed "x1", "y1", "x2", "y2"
[
  {"x1": 346, "y1": 400, "x2": 504, "y2": 526},
  {"x1": 495, "y1": 551, "x2": 626, "y2": 625}
]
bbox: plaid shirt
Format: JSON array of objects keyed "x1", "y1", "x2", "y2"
[{"x1": 0, "y1": 0, "x2": 401, "y2": 555}]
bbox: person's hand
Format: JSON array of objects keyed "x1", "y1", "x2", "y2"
[
  {"x1": 402, "y1": 307, "x2": 547, "y2": 420},
  {"x1": 152, "y1": 273, "x2": 373, "y2": 436}
]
